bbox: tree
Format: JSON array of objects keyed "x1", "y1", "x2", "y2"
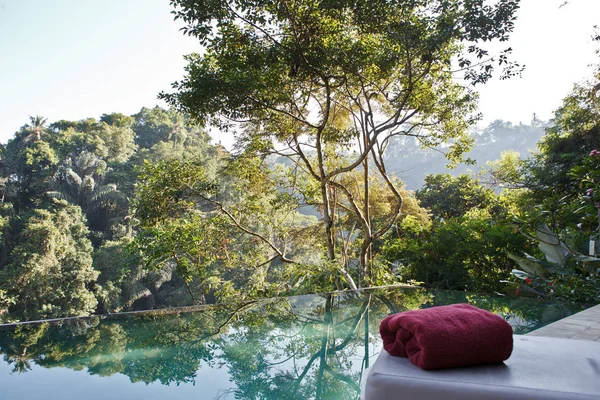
[
  {"x1": 0, "y1": 109, "x2": 239, "y2": 320},
  {"x1": 162, "y1": 0, "x2": 522, "y2": 288},
  {"x1": 132, "y1": 158, "x2": 308, "y2": 303},
  {"x1": 481, "y1": 150, "x2": 525, "y2": 189},
  {"x1": 133, "y1": 107, "x2": 193, "y2": 150},
  {"x1": 3, "y1": 135, "x2": 59, "y2": 210},
  {"x1": 99, "y1": 112, "x2": 135, "y2": 128},
  {"x1": 417, "y1": 173, "x2": 498, "y2": 220},
  {"x1": 46, "y1": 151, "x2": 127, "y2": 233},
  {"x1": 331, "y1": 169, "x2": 430, "y2": 285},
  {"x1": 47, "y1": 125, "x2": 105, "y2": 162},
  {"x1": 385, "y1": 171, "x2": 531, "y2": 291},
  {"x1": 132, "y1": 159, "x2": 241, "y2": 304},
  {"x1": 95, "y1": 122, "x2": 138, "y2": 164},
  {"x1": 525, "y1": 66, "x2": 600, "y2": 201},
  {"x1": 92, "y1": 236, "x2": 169, "y2": 313},
  {"x1": 22, "y1": 115, "x2": 49, "y2": 143},
  {"x1": 49, "y1": 115, "x2": 137, "y2": 165},
  {"x1": 384, "y1": 208, "x2": 529, "y2": 291},
  {"x1": 106, "y1": 106, "x2": 222, "y2": 201},
  {"x1": 0, "y1": 200, "x2": 98, "y2": 321},
  {"x1": 507, "y1": 59, "x2": 600, "y2": 241},
  {"x1": 0, "y1": 289, "x2": 15, "y2": 323},
  {"x1": 499, "y1": 63, "x2": 600, "y2": 302}
]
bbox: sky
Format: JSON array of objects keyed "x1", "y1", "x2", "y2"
[{"x1": 0, "y1": 0, "x2": 599, "y2": 145}]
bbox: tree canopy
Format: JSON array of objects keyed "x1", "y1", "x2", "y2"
[
  {"x1": 162, "y1": 0, "x2": 522, "y2": 288},
  {"x1": 3, "y1": 0, "x2": 600, "y2": 323}
]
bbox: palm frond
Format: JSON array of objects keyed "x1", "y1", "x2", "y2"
[
  {"x1": 74, "y1": 151, "x2": 97, "y2": 171},
  {"x1": 64, "y1": 168, "x2": 83, "y2": 187},
  {"x1": 89, "y1": 185, "x2": 128, "y2": 208},
  {"x1": 82, "y1": 175, "x2": 96, "y2": 192},
  {"x1": 46, "y1": 191, "x2": 77, "y2": 204}
]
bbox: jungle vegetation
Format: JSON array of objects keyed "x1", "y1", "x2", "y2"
[{"x1": 0, "y1": 0, "x2": 599, "y2": 323}]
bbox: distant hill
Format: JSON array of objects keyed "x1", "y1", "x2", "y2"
[{"x1": 384, "y1": 118, "x2": 547, "y2": 190}]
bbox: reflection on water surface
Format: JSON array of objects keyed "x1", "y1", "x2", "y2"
[{"x1": 0, "y1": 286, "x2": 583, "y2": 400}]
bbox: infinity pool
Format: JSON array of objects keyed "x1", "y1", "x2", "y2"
[{"x1": 0, "y1": 286, "x2": 584, "y2": 399}]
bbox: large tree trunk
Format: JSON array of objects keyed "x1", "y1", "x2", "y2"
[
  {"x1": 359, "y1": 237, "x2": 372, "y2": 288},
  {"x1": 321, "y1": 181, "x2": 336, "y2": 261},
  {"x1": 320, "y1": 182, "x2": 358, "y2": 290},
  {"x1": 359, "y1": 132, "x2": 372, "y2": 288}
]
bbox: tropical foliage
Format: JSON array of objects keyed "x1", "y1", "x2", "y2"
[
  {"x1": 161, "y1": 0, "x2": 522, "y2": 289},
  {"x1": 2, "y1": 0, "x2": 600, "y2": 323}
]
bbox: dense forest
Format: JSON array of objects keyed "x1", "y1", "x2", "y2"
[{"x1": 1, "y1": 0, "x2": 599, "y2": 323}]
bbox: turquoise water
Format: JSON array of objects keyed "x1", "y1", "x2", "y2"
[{"x1": 0, "y1": 286, "x2": 583, "y2": 399}]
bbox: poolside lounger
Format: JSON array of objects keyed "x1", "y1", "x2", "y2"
[{"x1": 362, "y1": 335, "x2": 600, "y2": 399}]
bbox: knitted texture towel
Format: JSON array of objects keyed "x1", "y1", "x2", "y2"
[{"x1": 379, "y1": 303, "x2": 513, "y2": 369}]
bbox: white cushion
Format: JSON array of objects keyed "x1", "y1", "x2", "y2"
[{"x1": 362, "y1": 335, "x2": 600, "y2": 400}]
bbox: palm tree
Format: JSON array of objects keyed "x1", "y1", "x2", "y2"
[
  {"x1": 23, "y1": 115, "x2": 48, "y2": 143},
  {"x1": 5, "y1": 348, "x2": 32, "y2": 374},
  {"x1": 47, "y1": 151, "x2": 127, "y2": 231}
]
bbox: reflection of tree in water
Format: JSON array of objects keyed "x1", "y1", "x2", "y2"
[
  {"x1": 218, "y1": 293, "x2": 371, "y2": 399},
  {"x1": 207, "y1": 288, "x2": 435, "y2": 399},
  {"x1": 0, "y1": 287, "x2": 578, "y2": 399},
  {"x1": 2, "y1": 323, "x2": 48, "y2": 374}
]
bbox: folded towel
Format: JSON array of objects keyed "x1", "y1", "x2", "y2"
[{"x1": 379, "y1": 303, "x2": 513, "y2": 370}]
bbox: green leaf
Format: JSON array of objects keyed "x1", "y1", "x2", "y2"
[
  {"x1": 536, "y1": 223, "x2": 571, "y2": 267},
  {"x1": 511, "y1": 269, "x2": 530, "y2": 280},
  {"x1": 507, "y1": 253, "x2": 547, "y2": 277},
  {"x1": 573, "y1": 254, "x2": 600, "y2": 263},
  {"x1": 516, "y1": 283, "x2": 547, "y2": 298}
]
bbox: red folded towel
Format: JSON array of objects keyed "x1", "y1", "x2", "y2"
[{"x1": 379, "y1": 303, "x2": 513, "y2": 369}]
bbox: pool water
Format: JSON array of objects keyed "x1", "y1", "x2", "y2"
[{"x1": 0, "y1": 286, "x2": 584, "y2": 399}]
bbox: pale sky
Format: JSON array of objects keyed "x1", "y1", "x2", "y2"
[
  {"x1": 476, "y1": 0, "x2": 600, "y2": 126},
  {"x1": 0, "y1": 0, "x2": 599, "y2": 144}
]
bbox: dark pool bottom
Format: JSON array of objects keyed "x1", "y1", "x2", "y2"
[{"x1": 0, "y1": 285, "x2": 585, "y2": 400}]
